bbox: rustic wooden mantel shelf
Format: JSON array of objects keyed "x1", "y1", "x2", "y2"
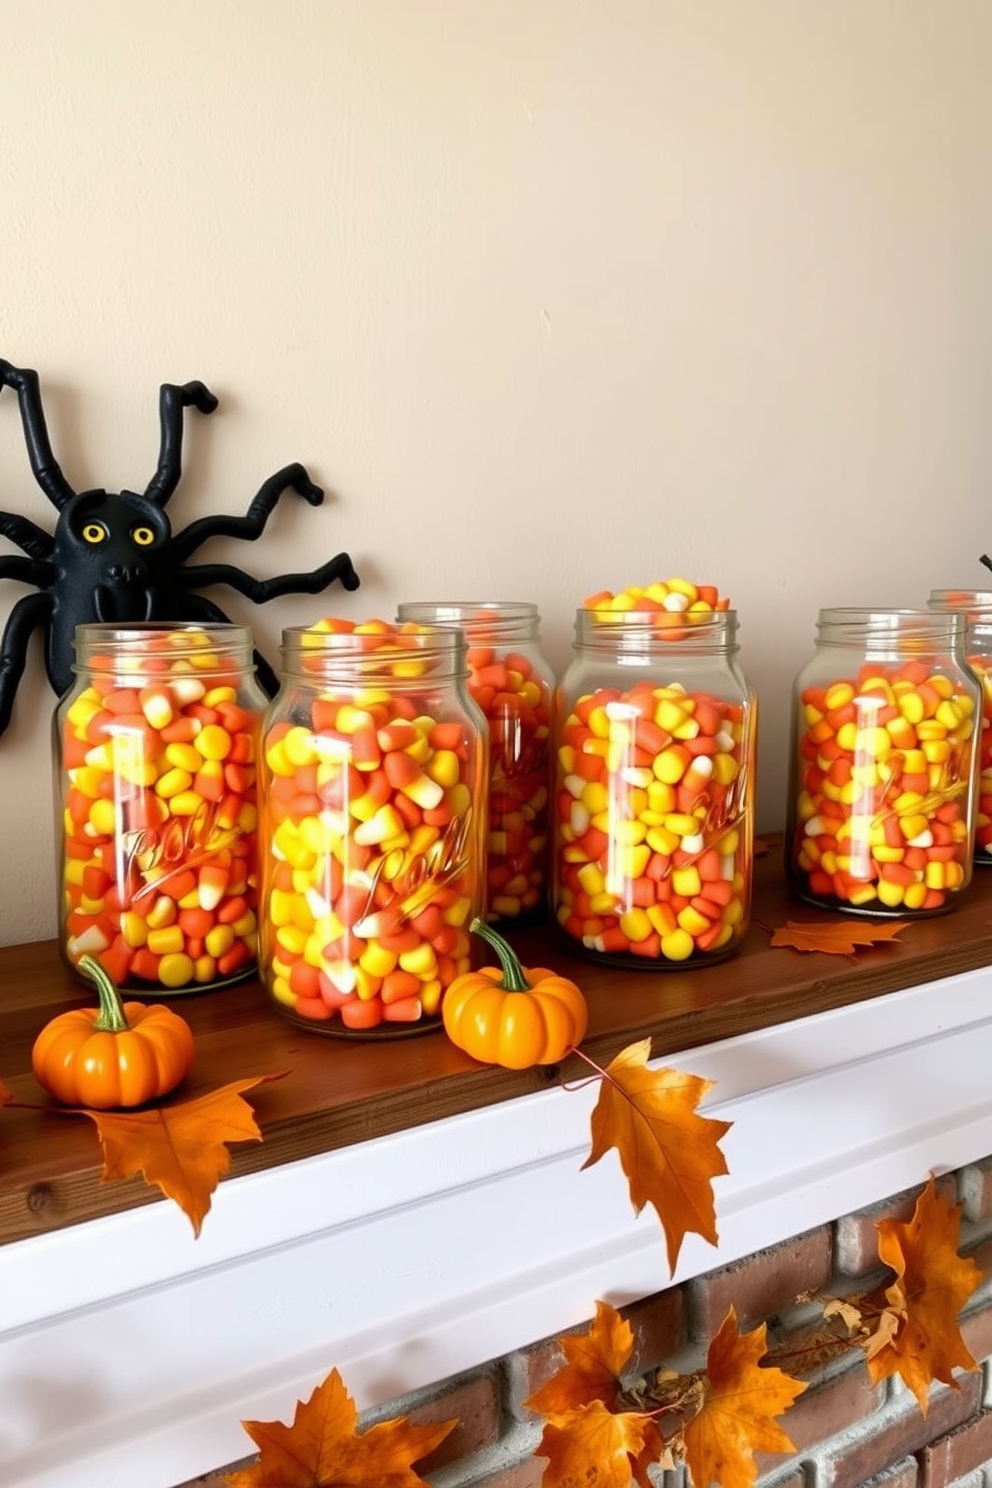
[{"x1": 4, "y1": 839, "x2": 992, "y2": 1248}]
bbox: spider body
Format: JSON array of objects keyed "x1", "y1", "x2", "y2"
[{"x1": 0, "y1": 361, "x2": 360, "y2": 732}]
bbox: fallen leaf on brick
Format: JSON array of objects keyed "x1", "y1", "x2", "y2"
[
  {"x1": 864, "y1": 1175, "x2": 984, "y2": 1412},
  {"x1": 223, "y1": 1366, "x2": 455, "y2": 1487},
  {"x1": 769, "y1": 919, "x2": 910, "y2": 955},
  {"x1": 581, "y1": 1038, "x2": 731, "y2": 1275},
  {"x1": 535, "y1": 1401, "x2": 664, "y2": 1488},
  {"x1": 525, "y1": 1299, "x2": 633, "y2": 1417},
  {"x1": 525, "y1": 1301, "x2": 665, "y2": 1488},
  {"x1": 682, "y1": 1307, "x2": 807, "y2": 1488}
]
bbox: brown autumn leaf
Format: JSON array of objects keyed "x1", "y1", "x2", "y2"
[
  {"x1": 535, "y1": 1401, "x2": 665, "y2": 1488},
  {"x1": 682, "y1": 1307, "x2": 807, "y2": 1488},
  {"x1": 525, "y1": 1299, "x2": 633, "y2": 1418},
  {"x1": 223, "y1": 1366, "x2": 455, "y2": 1487},
  {"x1": 865, "y1": 1175, "x2": 984, "y2": 1412},
  {"x1": 583, "y1": 1039, "x2": 731, "y2": 1274},
  {"x1": 769, "y1": 919, "x2": 910, "y2": 955},
  {"x1": 84, "y1": 1075, "x2": 283, "y2": 1237},
  {"x1": 525, "y1": 1302, "x2": 667, "y2": 1488}
]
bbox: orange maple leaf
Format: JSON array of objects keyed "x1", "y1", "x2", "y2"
[
  {"x1": 85, "y1": 1075, "x2": 281, "y2": 1236},
  {"x1": 769, "y1": 919, "x2": 910, "y2": 955},
  {"x1": 582, "y1": 1039, "x2": 731, "y2": 1274},
  {"x1": 682, "y1": 1307, "x2": 807, "y2": 1488},
  {"x1": 865, "y1": 1176, "x2": 984, "y2": 1412},
  {"x1": 223, "y1": 1366, "x2": 455, "y2": 1487},
  {"x1": 535, "y1": 1400, "x2": 665, "y2": 1488},
  {"x1": 525, "y1": 1299, "x2": 633, "y2": 1418}
]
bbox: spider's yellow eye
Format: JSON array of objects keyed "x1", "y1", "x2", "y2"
[
  {"x1": 82, "y1": 523, "x2": 107, "y2": 545},
  {"x1": 131, "y1": 526, "x2": 156, "y2": 547}
]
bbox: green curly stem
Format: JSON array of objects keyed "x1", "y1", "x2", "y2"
[
  {"x1": 78, "y1": 954, "x2": 131, "y2": 1033},
  {"x1": 469, "y1": 916, "x2": 532, "y2": 993}
]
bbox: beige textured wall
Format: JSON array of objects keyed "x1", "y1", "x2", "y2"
[{"x1": 1, "y1": 1, "x2": 990, "y2": 945}]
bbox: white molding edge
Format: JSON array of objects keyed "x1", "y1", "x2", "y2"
[{"x1": 4, "y1": 962, "x2": 992, "y2": 1488}]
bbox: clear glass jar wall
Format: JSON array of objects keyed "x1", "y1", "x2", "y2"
[
  {"x1": 928, "y1": 590, "x2": 992, "y2": 863},
  {"x1": 258, "y1": 622, "x2": 488, "y2": 1035},
  {"x1": 54, "y1": 623, "x2": 266, "y2": 994},
  {"x1": 552, "y1": 608, "x2": 756, "y2": 967},
  {"x1": 786, "y1": 608, "x2": 981, "y2": 914},
  {"x1": 396, "y1": 601, "x2": 554, "y2": 926}
]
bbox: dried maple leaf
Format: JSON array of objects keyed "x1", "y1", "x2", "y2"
[
  {"x1": 535, "y1": 1401, "x2": 665, "y2": 1488},
  {"x1": 865, "y1": 1175, "x2": 984, "y2": 1412},
  {"x1": 223, "y1": 1366, "x2": 455, "y2": 1487},
  {"x1": 525, "y1": 1303, "x2": 667, "y2": 1488},
  {"x1": 525, "y1": 1299, "x2": 633, "y2": 1417},
  {"x1": 769, "y1": 919, "x2": 910, "y2": 955},
  {"x1": 682, "y1": 1307, "x2": 807, "y2": 1488},
  {"x1": 582, "y1": 1039, "x2": 731, "y2": 1274},
  {"x1": 85, "y1": 1075, "x2": 282, "y2": 1236}
]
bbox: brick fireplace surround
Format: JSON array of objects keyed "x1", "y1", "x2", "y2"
[
  {"x1": 5, "y1": 855, "x2": 992, "y2": 1488},
  {"x1": 180, "y1": 1162, "x2": 992, "y2": 1488}
]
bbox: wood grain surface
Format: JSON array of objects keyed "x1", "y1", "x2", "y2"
[{"x1": 2, "y1": 840, "x2": 991, "y2": 1246}]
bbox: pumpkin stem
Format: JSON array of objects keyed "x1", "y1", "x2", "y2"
[
  {"x1": 469, "y1": 917, "x2": 532, "y2": 992},
  {"x1": 79, "y1": 954, "x2": 132, "y2": 1034}
]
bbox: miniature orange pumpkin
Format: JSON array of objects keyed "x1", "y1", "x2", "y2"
[{"x1": 442, "y1": 919, "x2": 588, "y2": 1069}]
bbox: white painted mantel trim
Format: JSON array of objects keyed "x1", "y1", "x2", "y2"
[{"x1": 4, "y1": 961, "x2": 992, "y2": 1488}]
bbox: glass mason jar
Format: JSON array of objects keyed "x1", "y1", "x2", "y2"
[
  {"x1": 552, "y1": 608, "x2": 756, "y2": 967},
  {"x1": 396, "y1": 601, "x2": 554, "y2": 927},
  {"x1": 258, "y1": 620, "x2": 489, "y2": 1035},
  {"x1": 786, "y1": 608, "x2": 981, "y2": 914},
  {"x1": 55, "y1": 623, "x2": 266, "y2": 994},
  {"x1": 928, "y1": 590, "x2": 992, "y2": 863}
]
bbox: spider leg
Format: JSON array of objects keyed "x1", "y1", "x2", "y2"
[
  {"x1": 0, "y1": 511, "x2": 55, "y2": 561},
  {"x1": 0, "y1": 554, "x2": 55, "y2": 587},
  {"x1": 0, "y1": 361, "x2": 75, "y2": 510},
  {"x1": 180, "y1": 551, "x2": 361, "y2": 606},
  {"x1": 143, "y1": 380, "x2": 219, "y2": 508},
  {"x1": 0, "y1": 590, "x2": 53, "y2": 735},
  {"x1": 168, "y1": 463, "x2": 324, "y2": 562},
  {"x1": 177, "y1": 592, "x2": 281, "y2": 696},
  {"x1": 178, "y1": 551, "x2": 360, "y2": 696}
]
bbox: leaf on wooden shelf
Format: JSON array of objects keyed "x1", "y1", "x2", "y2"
[
  {"x1": 769, "y1": 918, "x2": 910, "y2": 955},
  {"x1": 223, "y1": 1366, "x2": 456, "y2": 1487},
  {"x1": 582, "y1": 1038, "x2": 731, "y2": 1274},
  {"x1": 682, "y1": 1307, "x2": 807, "y2": 1488},
  {"x1": 84, "y1": 1074, "x2": 283, "y2": 1237},
  {"x1": 864, "y1": 1175, "x2": 985, "y2": 1412}
]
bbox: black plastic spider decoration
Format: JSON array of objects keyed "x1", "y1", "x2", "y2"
[{"x1": 0, "y1": 360, "x2": 360, "y2": 733}]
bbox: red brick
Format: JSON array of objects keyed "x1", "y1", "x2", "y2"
[
  {"x1": 961, "y1": 1295, "x2": 992, "y2": 1365},
  {"x1": 916, "y1": 1408, "x2": 992, "y2": 1487},
  {"x1": 959, "y1": 1158, "x2": 992, "y2": 1223},
  {"x1": 506, "y1": 1336, "x2": 569, "y2": 1421},
  {"x1": 822, "y1": 1373, "x2": 982, "y2": 1488},
  {"x1": 624, "y1": 1286, "x2": 685, "y2": 1372},
  {"x1": 859, "y1": 1458, "x2": 919, "y2": 1488},
  {"x1": 755, "y1": 1470, "x2": 805, "y2": 1488},
  {"x1": 406, "y1": 1368, "x2": 501, "y2": 1472},
  {"x1": 687, "y1": 1227, "x2": 833, "y2": 1339},
  {"x1": 471, "y1": 1458, "x2": 548, "y2": 1488},
  {"x1": 754, "y1": 1358, "x2": 883, "y2": 1475},
  {"x1": 834, "y1": 1177, "x2": 958, "y2": 1280}
]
